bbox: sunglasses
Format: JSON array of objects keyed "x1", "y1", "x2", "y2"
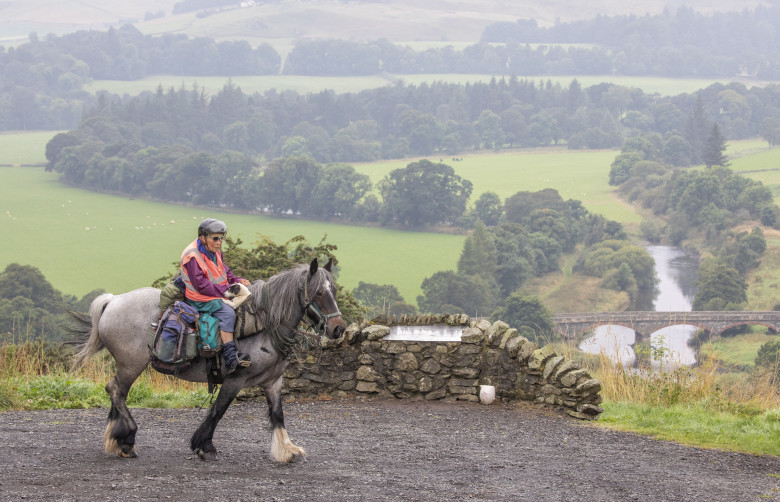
[{"x1": 209, "y1": 236, "x2": 225, "y2": 242}]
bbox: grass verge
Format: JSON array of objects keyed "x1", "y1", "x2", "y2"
[
  {"x1": 589, "y1": 352, "x2": 780, "y2": 457},
  {"x1": 598, "y1": 400, "x2": 780, "y2": 456},
  {"x1": 0, "y1": 342, "x2": 210, "y2": 412}
]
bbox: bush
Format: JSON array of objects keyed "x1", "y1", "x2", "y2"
[{"x1": 755, "y1": 340, "x2": 780, "y2": 380}]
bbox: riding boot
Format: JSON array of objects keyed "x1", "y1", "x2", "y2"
[
  {"x1": 221, "y1": 341, "x2": 240, "y2": 374},
  {"x1": 222, "y1": 341, "x2": 251, "y2": 374}
]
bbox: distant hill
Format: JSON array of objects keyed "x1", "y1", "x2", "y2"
[{"x1": 0, "y1": 0, "x2": 765, "y2": 48}]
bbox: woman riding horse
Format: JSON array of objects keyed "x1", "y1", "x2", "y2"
[
  {"x1": 71, "y1": 256, "x2": 346, "y2": 462},
  {"x1": 181, "y1": 218, "x2": 250, "y2": 373}
]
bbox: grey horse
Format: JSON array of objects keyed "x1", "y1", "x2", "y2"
[{"x1": 71, "y1": 258, "x2": 346, "y2": 462}]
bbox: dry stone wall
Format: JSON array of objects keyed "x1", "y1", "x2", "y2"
[{"x1": 242, "y1": 314, "x2": 603, "y2": 420}]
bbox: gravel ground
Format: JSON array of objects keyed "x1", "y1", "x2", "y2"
[{"x1": 1, "y1": 398, "x2": 778, "y2": 501}]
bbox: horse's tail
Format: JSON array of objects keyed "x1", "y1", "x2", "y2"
[{"x1": 70, "y1": 293, "x2": 114, "y2": 370}]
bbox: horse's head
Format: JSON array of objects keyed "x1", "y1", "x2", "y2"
[{"x1": 303, "y1": 258, "x2": 346, "y2": 339}]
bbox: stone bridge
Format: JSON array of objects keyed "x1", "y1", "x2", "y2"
[{"x1": 553, "y1": 311, "x2": 780, "y2": 338}]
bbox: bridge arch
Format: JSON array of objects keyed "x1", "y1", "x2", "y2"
[{"x1": 553, "y1": 311, "x2": 780, "y2": 339}]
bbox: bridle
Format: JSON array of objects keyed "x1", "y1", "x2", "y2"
[{"x1": 301, "y1": 272, "x2": 342, "y2": 336}]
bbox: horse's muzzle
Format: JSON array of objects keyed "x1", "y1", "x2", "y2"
[{"x1": 327, "y1": 321, "x2": 346, "y2": 339}]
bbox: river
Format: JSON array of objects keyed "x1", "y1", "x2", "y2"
[{"x1": 578, "y1": 245, "x2": 699, "y2": 368}]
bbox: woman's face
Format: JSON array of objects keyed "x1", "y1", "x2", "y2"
[{"x1": 202, "y1": 233, "x2": 225, "y2": 253}]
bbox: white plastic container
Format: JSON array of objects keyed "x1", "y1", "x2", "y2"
[{"x1": 479, "y1": 385, "x2": 496, "y2": 405}]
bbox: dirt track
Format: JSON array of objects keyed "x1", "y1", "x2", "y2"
[{"x1": 1, "y1": 398, "x2": 779, "y2": 501}]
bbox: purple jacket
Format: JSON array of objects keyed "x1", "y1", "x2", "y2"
[{"x1": 184, "y1": 249, "x2": 244, "y2": 299}]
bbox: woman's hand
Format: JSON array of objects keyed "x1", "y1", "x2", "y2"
[{"x1": 239, "y1": 279, "x2": 250, "y2": 287}]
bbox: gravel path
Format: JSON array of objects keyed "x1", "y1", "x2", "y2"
[{"x1": 1, "y1": 398, "x2": 778, "y2": 501}]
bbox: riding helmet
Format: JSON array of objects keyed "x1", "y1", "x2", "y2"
[{"x1": 198, "y1": 218, "x2": 227, "y2": 236}]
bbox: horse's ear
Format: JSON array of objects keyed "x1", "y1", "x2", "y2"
[
  {"x1": 309, "y1": 258, "x2": 318, "y2": 276},
  {"x1": 324, "y1": 257, "x2": 333, "y2": 272}
]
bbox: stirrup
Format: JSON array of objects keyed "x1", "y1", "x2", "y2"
[{"x1": 237, "y1": 352, "x2": 251, "y2": 367}]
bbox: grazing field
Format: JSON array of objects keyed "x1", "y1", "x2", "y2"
[
  {"x1": 2, "y1": 166, "x2": 463, "y2": 302},
  {"x1": 4, "y1": 130, "x2": 776, "y2": 304},
  {"x1": 729, "y1": 142, "x2": 780, "y2": 198},
  {"x1": 354, "y1": 148, "x2": 640, "y2": 223},
  {"x1": 0, "y1": 131, "x2": 63, "y2": 165}
]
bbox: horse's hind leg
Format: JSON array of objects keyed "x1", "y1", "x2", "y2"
[
  {"x1": 265, "y1": 376, "x2": 306, "y2": 463},
  {"x1": 104, "y1": 364, "x2": 146, "y2": 458}
]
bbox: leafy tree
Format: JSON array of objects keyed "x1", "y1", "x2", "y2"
[
  {"x1": 703, "y1": 123, "x2": 728, "y2": 168},
  {"x1": 504, "y1": 188, "x2": 570, "y2": 222},
  {"x1": 308, "y1": 164, "x2": 372, "y2": 218},
  {"x1": 352, "y1": 282, "x2": 405, "y2": 313},
  {"x1": 0, "y1": 264, "x2": 103, "y2": 341},
  {"x1": 0, "y1": 264, "x2": 63, "y2": 313},
  {"x1": 759, "y1": 117, "x2": 780, "y2": 148},
  {"x1": 490, "y1": 292, "x2": 554, "y2": 342},
  {"x1": 474, "y1": 109, "x2": 504, "y2": 150},
  {"x1": 490, "y1": 223, "x2": 535, "y2": 296},
  {"x1": 259, "y1": 156, "x2": 323, "y2": 216},
  {"x1": 609, "y1": 151, "x2": 643, "y2": 185},
  {"x1": 472, "y1": 191, "x2": 503, "y2": 226},
  {"x1": 397, "y1": 109, "x2": 443, "y2": 155},
  {"x1": 44, "y1": 132, "x2": 80, "y2": 169},
  {"x1": 755, "y1": 340, "x2": 780, "y2": 380},
  {"x1": 719, "y1": 227, "x2": 767, "y2": 274},
  {"x1": 574, "y1": 239, "x2": 656, "y2": 303},
  {"x1": 417, "y1": 271, "x2": 497, "y2": 316},
  {"x1": 684, "y1": 95, "x2": 712, "y2": 164},
  {"x1": 662, "y1": 133, "x2": 692, "y2": 166},
  {"x1": 692, "y1": 257, "x2": 747, "y2": 311},
  {"x1": 457, "y1": 222, "x2": 497, "y2": 280},
  {"x1": 378, "y1": 160, "x2": 473, "y2": 227}
]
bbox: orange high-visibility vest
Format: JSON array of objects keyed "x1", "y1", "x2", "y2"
[{"x1": 180, "y1": 239, "x2": 228, "y2": 302}]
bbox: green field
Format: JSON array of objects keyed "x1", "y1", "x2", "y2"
[
  {"x1": 728, "y1": 143, "x2": 780, "y2": 198},
  {"x1": 4, "y1": 131, "x2": 777, "y2": 304},
  {"x1": 0, "y1": 131, "x2": 63, "y2": 165},
  {"x1": 354, "y1": 148, "x2": 640, "y2": 223},
  {"x1": 2, "y1": 166, "x2": 463, "y2": 302}
]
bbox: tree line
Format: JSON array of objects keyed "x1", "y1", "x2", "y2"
[
  {"x1": 4, "y1": 4, "x2": 780, "y2": 132},
  {"x1": 43, "y1": 74, "x2": 780, "y2": 175},
  {"x1": 480, "y1": 5, "x2": 780, "y2": 79},
  {"x1": 281, "y1": 6, "x2": 780, "y2": 78}
]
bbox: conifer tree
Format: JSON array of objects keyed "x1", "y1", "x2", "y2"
[
  {"x1": 457, "y1": 222, "x2": 498, "y2": 284},
  {"x1": 684, "y1": 95, "x2": 711, "y2": 164},
  {"x1": 703, "y1": 123, "x2": 728, "y2": 168}
]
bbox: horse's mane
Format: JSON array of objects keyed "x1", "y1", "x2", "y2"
[{"x1": 247, "y1": 263, "x2": 331, "y2": 332}]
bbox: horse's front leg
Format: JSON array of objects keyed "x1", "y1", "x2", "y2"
[
  {"x1": 265, "y1": 376, "x2": 306, "y2": 463},
  {"x1": 190, "y1": 379, "x2": 242, "y2": 461}
]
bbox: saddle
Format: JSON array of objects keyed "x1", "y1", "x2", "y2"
[{"x1": 148, "y1": 296, "x2": 262, "y2": 389}]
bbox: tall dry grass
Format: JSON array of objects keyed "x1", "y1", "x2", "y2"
[
  {"x1": 550, "y1": 333, "x2": 779, "y2": 413},
  {"x1": 0, "y1": 329, "x2": 202, "y2": 397},
  {"x1": 587, "y1": 347, "x2": 780, "y2": 414}
]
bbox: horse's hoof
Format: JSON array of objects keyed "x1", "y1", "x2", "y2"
[
  {"x1": 291, "y1": 453, "x2": 307, "y2": 464},
  {"x1": 197, "y1": 449, "x2": 218, "y2": 461},
  {"x1": 119, "y1": 446, "x2": 137, "y2": 458}
]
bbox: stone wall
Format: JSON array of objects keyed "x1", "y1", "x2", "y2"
[{"x1": 242, "y1": 314, "x2": 603, "y2": 420}]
